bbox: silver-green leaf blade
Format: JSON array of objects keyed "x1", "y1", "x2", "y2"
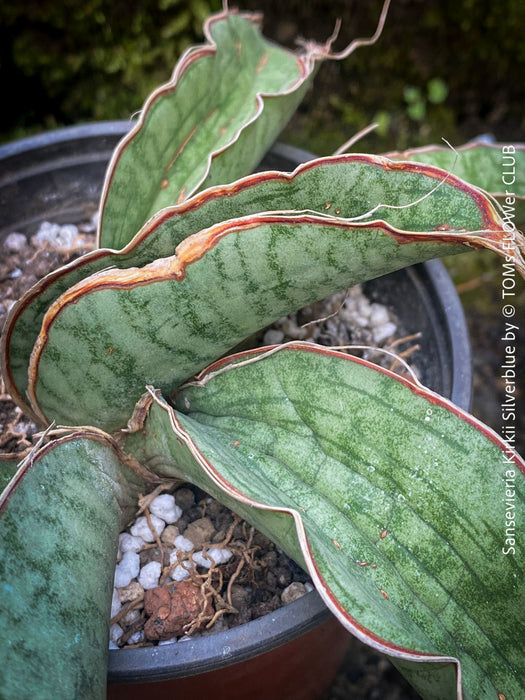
[
  {"x1": 5, "y1": 153, "x2": 515, "y2": 422},
  {"x1": 0, "y1": 435, "x2": 144, "y2": 700},
  {"x1": 97, "y1": 9, "x2": 317, "y2": 250},
  {"x1": 386, "y1": 140, "x2": 525, "y2": 226},
  {"x1": 123, "y1": 346, "x2": 525, "y2": 699},
  {"x1": 24, "y1": 221, "x2": 464, "y2": 431}
]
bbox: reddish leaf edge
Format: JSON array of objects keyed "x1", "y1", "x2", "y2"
[
  {"x1": 96, "y1": 7, "x2": 316, "y2": 247},
  {"x1": 384, "y1": 140, "x2": 525, "y2": 201},
  {"x1": 26, "y1": 188, "x2": 521, "y2": 426},
  {"x1": 140, "y1": 342, "x2": 525, "y2": 700},
  {"x1": 0, "y1": 430, "x2": 160, "y2": 512},
  {"x1": 95, "y1": 0, "x2": 394, "y2": 247},
  {"x1": 4, "y1": 152, "x2": 521, "y2": 425}
]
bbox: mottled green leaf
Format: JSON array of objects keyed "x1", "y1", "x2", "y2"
[
  {"x1": 26, "y1": 159, "x2": 522, "y2": 431},
  {"x1": 97, "y1": 9, "x2": 318, "y2": 250},
  {"x1": 386, "y1": 140, "x2": 525, "y2": 226},
  {"x1": 0, "y1": 456, "x2": 20, "y2": 493},
  {"x1": 123, "y1": 345, "x2": 525, "y2": 700},
  {"x1": 0, "y1": 434, "x2": 144, "y2": 700},
  {"x1": 6, "y1": 154, "x2": 518, "y2": 422}
]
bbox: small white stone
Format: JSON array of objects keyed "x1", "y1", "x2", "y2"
[
  {"x1": 119, "y1": 532, "x2": 144, "y2": 554},
  {"x1": 263, "y1": 329, "x2": 285, "y2": 345},
  {"x1": 109, "y1": 641, "x2": 120, "y2": 650},
  {"x1": 127, "y1": 630, "x2": 145, "y2": 645},
  {"x1": 192, "y1": 548, "x2": 233, "y2": 569},
  {"x1": 110, "y1": 623, "x2": 123, "y2": 644},
  {"x1": 208, "y1": 548, "x2": 233, "y2": 565},
  {"x1": 32, "y1": 221, "x2": 85, "y2": 252},
  {"x1": 356, "y1": 299, "x2": 372, "y2": 317},
  {"x1": 174, "y1": 534, "x2": 194, "y2": 552},
  {"x1": 114, "y1": 551, "x2": 140, "y2": 588},
  {"x1": 149, "y1": 494, "x2": 182, "y2": 525},
  {"x1": 4, "y1": 232, "x2": 27, "y2": 252},
  {"x1": 130, "y1": 514, "x2": 165, "y2": 542},
  {"x1": 373, "y1": 321, "x2": 397, "y2": 344},
  {"x1": 10, "y1": 268, "x2": 22, "y2": 279},
  {"x1": 369, "y1": 303, "x2": 390, "y2": 327},
  {"x1": 354, "y1": 315, "x2": 371, "y2": 328},
  {"x1": 169, "y1": 550, "x2": 181, "y2": 566},
  {"x1": 158, "y1": 638, "x2": 177, "y2": 646},
  {"x1": 192, "y1": 551, "x2": 211, "y2": 568},
  {"x1": 138, "y1": 561, "x2": 162, "y2": 590},
  {"x1": 171, "y1": 563, "x2": 191, "y2": 582},
  {"x1": 111, "y1": 588, "x2": 122, "y2": 618},
  {"x1": 169, "y1": 552, "x2": 191, "y2": 581},
  {"x1": 279, "y1": 317, "x2": 308, "y2": 340}
]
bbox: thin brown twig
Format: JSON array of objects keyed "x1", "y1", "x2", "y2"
[
  {"x1": 386, "y1": 332, "x2": 422, "y2": 351},
  {"x1": 389, "y1": 344, "x2": 420, "y2": 373}
]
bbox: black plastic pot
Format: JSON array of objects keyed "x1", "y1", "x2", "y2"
[{"x1": 0, "y1": 122, "x2": 472, "y2": 699}]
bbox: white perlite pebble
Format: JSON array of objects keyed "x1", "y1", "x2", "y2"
[
  {"x1": 114, "y1": 551, "x2": 140, "y2": 588},
  {"x1": 149, "y1": 494, "x2": 182, "y2": 524},
  {"x1": 127, "y1": 631, "x2": 145, "y2": 645},
  {"x1": 138, "y1": 561, "x2": 162, "y2": 590},
  {"x1": 130, "y1": 514, "x2": 165, "y2": 542},
  {"x1": 4, "y1": 232, "x2": 27, "y2": 252},
  {"x1": 111, "y1": 588, "x2": 122, "y2": 618},
  {"x1": 372, "y1": 321, "x2": 397, "y2": 344},
  {"x1": 119, "y1": 532, "x2": 144, "y2": 554},
  {"x1": 263, "y1": 329, "x2": 285, "y2": 345},
  {"x1": 174, "y1": 534, "x2": 194, "y2": 552},
  {"x1": 369, "y1": 303, "x2": 390, "y2": 327},
  {"x1": 110, "y1": 623, "x2": 123, "y2": 644},
  {"x1": 170, "y1": 562, "x2": 191, "y2": 582},
  {"x1": 277, "y1": 317, "x2": 308, "y2": 340},
  {"x1": 32, "y1": 221, "x2": 86, "y2": 252},
  {"x1": 193, "y1": 548, "x2": 233, "y2": 569}
]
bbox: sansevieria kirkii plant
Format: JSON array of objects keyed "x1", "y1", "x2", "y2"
[{"x1": 1, "y1": 4, "x2": 524, "y2": 699}]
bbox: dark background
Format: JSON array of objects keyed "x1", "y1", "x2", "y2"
[{"x1": 1, "y1": 0, "x2": 524, "y2": 151}]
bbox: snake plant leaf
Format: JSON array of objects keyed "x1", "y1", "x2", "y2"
[
  {"x1": 121, "y1": 345, "x2": 525, "y2": 700},
  {"x1": 0, "y1": 433, "x2": 145, "y2": 700},
  {"x1": 386, "y1": 140, "x2": 525, "y2": 227},
  {"x1": 97, "y1": 8, "x2": 319, "y2": 251},
  {"x1": 7, "y1": 154, "x2": 522, "y2": 423},
  {"x1": 97, "y1": 0, "x2": 393, "y2": 252},
  {"x1": 0, "y1": 456, "x2": 20, "y2": 493},
  {"x1": 27, "y1": 170, "x2": 522, "y2": 431},
  {"x1": 27, "y1": 163, "x2": 524, "y2": 432}
]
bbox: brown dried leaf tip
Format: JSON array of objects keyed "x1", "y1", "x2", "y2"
[{"x1": 143, "y1": 580, "x2": 214, "y2": 641}]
